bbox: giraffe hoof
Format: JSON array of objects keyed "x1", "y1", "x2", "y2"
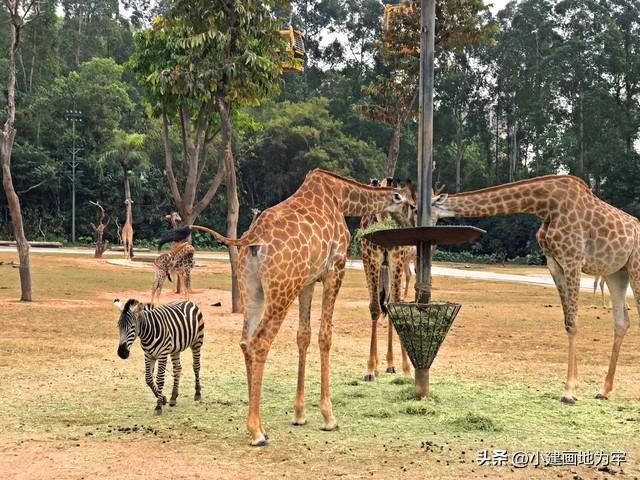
[
  {"x1": 292, "y1": 418, "x2": 307, "y2": 426},
  {"x1": 362, "y1": 374, "x2": 376, "y2": 382},
  {"x1": 386, "y1": 367, "x2": 396, "y2": 374},
  {"x1": 595, "y1": 393, "x2": 608, "y2": 400},
  {"x1": 320, "y1": 418, "x2": 339, "y2": 431},
  {"x1": 560, "y1": 395, "x2": 576, "y2": 404},
  {"x1": 250, "y1": 434, "x2": 268, "y2": 447},
  {"x1": 169, "y1": 398, "x2": 177, "y2": 407}
]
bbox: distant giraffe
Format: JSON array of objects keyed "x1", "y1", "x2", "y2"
[
  {"x1": 166, "y1": 211, "x2": 184, "y2": 294},
  {"x1": 121, "y1": 199, "x2": 134, "y2": 260},
  {"x1": 593, "y1": 276, "x2": 607, "y2": 307},
  {"x1": 151, "y1": 242, "x2": 195, "y2": 304}
]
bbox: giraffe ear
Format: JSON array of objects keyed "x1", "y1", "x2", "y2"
[{"x1": 433, "y1": 193, "x2": 448, "y2": 206}]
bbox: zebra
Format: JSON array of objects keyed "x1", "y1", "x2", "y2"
[{"x1": 114, "y1": 298, "x2": 204, "y2": 414}]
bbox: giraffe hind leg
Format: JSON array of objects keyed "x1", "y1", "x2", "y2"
[{"x1": 596, "y1": 270, "x2": 629, "y2": 399}]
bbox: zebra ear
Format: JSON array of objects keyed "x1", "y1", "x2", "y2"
[{"x1": 114, "y1": 299, "x2": 123, "y2": 312}]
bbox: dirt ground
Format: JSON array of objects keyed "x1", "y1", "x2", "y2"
[{"x1": 0, "y1": 253, "x2": 639, "y2": 479}]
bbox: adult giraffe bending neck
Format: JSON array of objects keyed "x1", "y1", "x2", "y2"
[
  {"x1": 432, "y1": 175, "x2": 640, "y2": 403},
  {"x1": 122, "y1": 199, "x2": 134, "y2": 260},
  {"x1": 191, "y1": 169, "x2": 415, "y2": 446}
]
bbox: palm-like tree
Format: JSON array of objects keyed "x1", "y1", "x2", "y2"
[{"x1": 100, "y1": 130, "x2": 147, "y2": 206}]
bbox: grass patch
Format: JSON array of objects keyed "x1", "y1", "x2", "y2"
[
  {"x1": 390, "y1": 376, "x2": 413, "y2": 386},
  {"x1": 402, "y1": 401, "x2": 437, "y2": 416},
  {"x1": 450, "y1": 412, "x2": 498, "y2": 432}
]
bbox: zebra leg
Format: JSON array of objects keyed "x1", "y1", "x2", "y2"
[
  {"x1": 154, "y1": 355, "x2": 168, "y2": 414},
  {"x1": 144, "y1": 354, "x2": 161, "y2": 402},
  {"x1": 192, "y1": 344, "x2": 202, "y2": 401},
  {"x1": 169, "y1": 353, "x2": 181, "y2": 406}
]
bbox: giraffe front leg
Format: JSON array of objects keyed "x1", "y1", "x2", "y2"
[
  {"x1": 169, "y1": 353, "x2": 182, "y2": 406},
  {"x1": 318, "y1": 263, "x2": 345, "y2": 431},
  {"x1": 547, "y1": 257, "x2": 581, "y2": 404},
  {"x1": 154, "y1": 355, "x2": 168, "y2": 414},
  {"x1": 293, "y1": 283, "x2": 315, "y2": 426},
  {"x1": 362, "y1": 245, "x2": 382, "y2": 381}
]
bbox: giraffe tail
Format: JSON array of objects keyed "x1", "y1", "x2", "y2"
[
  {"x1": 189, "y1": 224, "x2": 252, "y2": 247},
  {"x1": 379, "y1": 265, "x2": 389, "y2": 316}
]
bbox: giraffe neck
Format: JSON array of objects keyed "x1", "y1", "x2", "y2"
[
  {"x1": 125, "y1": 204, "x2": 132, "y2": 225},
  {"x1": 436, "y1": 176, "x2": 589, "y2": 219}
]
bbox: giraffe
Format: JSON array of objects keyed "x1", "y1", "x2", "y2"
[
  {"x1": 593, "y1": 276, "x2": 607, "y2": 307},
  {"x1": 166, "y1": 211, "x2": 185, "y2": 294},
  {"x1": 121, "y1": 199, "x2": 134, "y2": 260},
  {"x1": 150, "y1": 242, "x2": 195, "y2": 304},
  {"x1": 182, "y1": 169, "x2": 415, "y2": 446},
  {"x1": 359, "y1": 178, "x2": 415, "y2": 381},
  {"x1": 431, "y1": 174, "x2": 640, "y2": 403}
]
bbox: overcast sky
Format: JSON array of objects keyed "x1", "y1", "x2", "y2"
[{"x1": 489, "y1": 0, "x2": 511, "y2": 12}]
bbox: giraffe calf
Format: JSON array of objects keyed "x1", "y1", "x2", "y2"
[{"x1": 151, "y1": 242, "x2": 194, "y2": 304}]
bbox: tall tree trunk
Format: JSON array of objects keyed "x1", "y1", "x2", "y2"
[
  {"x1": 1, "y1": 13, "x2": 32, "y2": 301},
  {"x1": 384, "y1": 118, "x2": 403, "y2": 178},
  {"x1": 217, "y1": 97, "x2": 240, "y2": 313},
  {"x1": 578, "y1": 91, "x2": 584, "y2": 179},
  {"x1": 454, "y1": 118, "x2": 465, "y2": 193}
]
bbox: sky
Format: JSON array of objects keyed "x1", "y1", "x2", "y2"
[{"x1": 489, "y1": 0, "x2": 511, "y2": 12}]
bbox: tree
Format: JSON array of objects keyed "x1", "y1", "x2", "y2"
[
  {"x1": 358, "y1": 0, "x2": 496, "y2": 178},
  {"x1": 100, "y1": 130, "x2": 147, "y2": 212},
  {"x1": 130, "y1": 3, "x2": 288, "y2": 312},
  {"x1": 1, "y1": 0, "x2": 41, "y2": 301}
]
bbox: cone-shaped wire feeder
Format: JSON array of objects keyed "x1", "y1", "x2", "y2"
[{"x1": 387, "y1": 302, "x2": 461, "y2": 398}]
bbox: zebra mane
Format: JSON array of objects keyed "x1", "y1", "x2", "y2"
[{"x1": 118, "y1": 299, "x2": 145, "y2": 328}]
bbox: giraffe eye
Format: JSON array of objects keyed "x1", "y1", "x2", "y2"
[{"x1": 393, "y1": 192, "x2": 402, "y2": 202}]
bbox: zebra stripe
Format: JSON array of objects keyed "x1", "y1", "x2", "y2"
[{"x1": 116, "y1": 299, "x2": 204, "y2": 413}]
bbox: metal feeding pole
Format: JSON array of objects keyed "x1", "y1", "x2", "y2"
[
  {"x1": 415, "y1": 0, "x2": 436, "y2": 305},
  {"x1": 365, "y1": 0, "x2": 483, "y2": 400},
  {"x1": 65, "y1": 110, "x2": 83, "y2": 244}
]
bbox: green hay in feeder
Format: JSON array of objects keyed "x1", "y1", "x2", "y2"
[
  {"x1": 353, "y1": 218, "x2": 399, "y2": 244},
  {"x1": 387, "y1": 302, "x2": 461, "y2": 370}
]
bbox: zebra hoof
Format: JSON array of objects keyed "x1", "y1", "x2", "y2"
[
  {"x1": 169, "y1": 398, "x2": 177, "y2": 407},
  {"x1": 194, "y1": 393, "x2": 201, "y2": 401},
  {"x1": 161, "y1": 396, "x2": 167, "y2": 405},
  {"x1": 154, "y1": 407, "x2": 162, "y2": 415}
]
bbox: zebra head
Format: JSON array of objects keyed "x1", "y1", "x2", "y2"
[{"x1": 114, "y1": 298, "x2": 145, "y2": 359}]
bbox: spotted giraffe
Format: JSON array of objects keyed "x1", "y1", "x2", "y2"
[
  {"x1": 359, "y1": 178, "x2": 415, "y2": 381},
  {"x1": 432, "y1": 175, "x2": 640, "y2": 402},
  {"x1": 172, "y1": 169, "x2": 416, "y2": 446},
  {"x1": 151, "y1": 242, "x2": 195, "y2": 304}
]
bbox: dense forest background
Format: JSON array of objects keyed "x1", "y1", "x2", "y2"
[{"x1": 1, "y1": 0, "x2": 639, "y2": 261}]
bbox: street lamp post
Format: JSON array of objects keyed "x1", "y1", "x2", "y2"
[{"x1": 65, "y1": 110, "x2": 83, "y2": 244}]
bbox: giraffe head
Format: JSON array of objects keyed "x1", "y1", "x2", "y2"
[
  {"x1": 165, "y1": 211, "x2": 182, "y2": 224},
  {"x1": 378, "y1": 178, "x2": 417, "y2": 227},
  {"x1": 431, "y1": 192, "x2": 451, "y2": 220},
  {"x1": 124, "y1": 199, "x2": 133, "y2": 206},
  {"x1": 114, "y1": 298, "x2": 145, "y2": 359}
]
